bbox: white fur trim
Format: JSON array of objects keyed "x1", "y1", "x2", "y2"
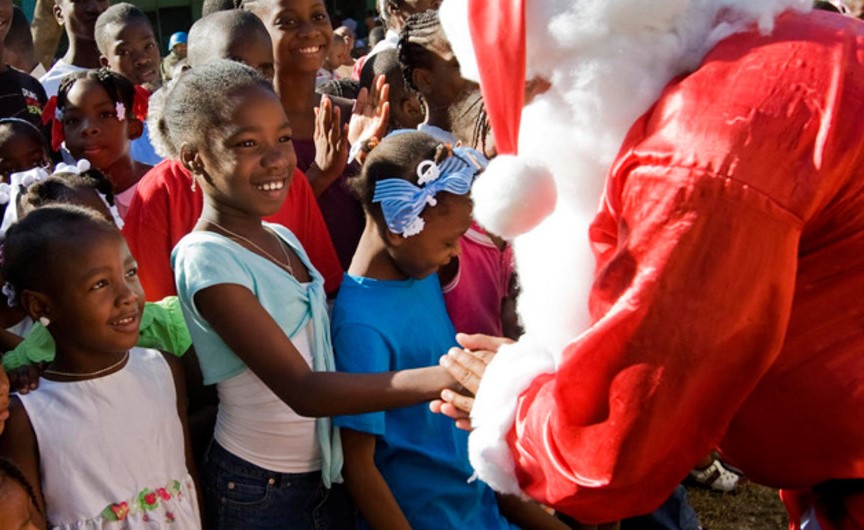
[
  {"x1": 438, "y1": 0, "x2": 480, "y2": 83},
  {"x1": 468, "y1": 337, "x2": 557, "y2": 495},
  {"x1": 472, "y1": 155, "x2": 556, "y2": 240}
]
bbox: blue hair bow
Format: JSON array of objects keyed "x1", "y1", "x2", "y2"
[{"x1": 373, "y1": 146, "x2": 488, "y2": 237}]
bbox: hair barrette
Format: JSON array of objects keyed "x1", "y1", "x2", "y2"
[{"x1": 372, "y1": 145, "x2": 488, "y2": 237}]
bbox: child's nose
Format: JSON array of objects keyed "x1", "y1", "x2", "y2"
[
  {"x1": 262, "y1": 143, "x2": 293, "y2": 171},
  {"x1": 80, "y1": 118, "x2": 99, "y2": 136},
  {"x1": 133, "y1": 51, "x2": 151, "y2": 66}
]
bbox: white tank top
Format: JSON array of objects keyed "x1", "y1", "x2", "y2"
[
  {"x1": 214, "y1": 319, "x2": 322, "y2": 472},
  {"x1": 17, "y1": 347, "x2": 201, "y2": 529}
]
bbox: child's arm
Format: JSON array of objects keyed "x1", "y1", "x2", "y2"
[
  {"x1": 341, "y1": 428, "x2": 412, "y2": 530},
  {"x1": 495, "y1": 494, "x2": 571, "y2": 530},
  {"x1": 0, "y1": 397, "x2": 46, "y2": 518},
  {"x1": 160, "y1": 352, "x2": 204, "y2": 517},
  {"x1": 194, "y1": 284, "x2": 454, "y2": 417}
]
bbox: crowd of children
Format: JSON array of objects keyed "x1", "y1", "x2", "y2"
[
  {"x1": 4, "y1": 0, "x2": 849, "y2": 527},
  {"x1": 0, "y1": 0, "x2": 541, "y2": 529}
]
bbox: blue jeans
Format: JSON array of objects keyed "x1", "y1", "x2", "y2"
[{"x1": 203, "y1": 441, "x2": 356, "y2": 530}]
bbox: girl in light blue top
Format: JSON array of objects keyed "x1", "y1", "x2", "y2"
[{"x1": 159, "y1": 61, "x2": 454, "y2": 530}]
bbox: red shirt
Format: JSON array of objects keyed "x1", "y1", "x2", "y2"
[
  {"x1": 506, "y1": 11, "x2": 864, "y2": 526},
  {"x1": 122, "y1": 159, "x2": 343, "y2": 300}
]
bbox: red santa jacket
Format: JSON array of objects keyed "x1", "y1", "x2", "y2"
[{"x1": 504, "y1": 10, "x2": 864, "y2": 526}]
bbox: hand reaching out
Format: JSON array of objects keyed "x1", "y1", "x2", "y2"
[{"x1": 430, "y1": 333, "x2": 513, "y2": 431}]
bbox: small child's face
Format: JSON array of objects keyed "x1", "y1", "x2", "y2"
[
  {"x1": 0, "y1": 134, "x2": 50, "y2": 183},
  {"x1": 100, "y1": 19, "x2": 162, "y2": 92},
  {"x1": 0, "y1": 477, "x2": 41, "y2": 530},
  {"x1": 62, "y1": 79, "x2": 133, "y2": 172},
  {"x1": 0, "y1": 0, "x2": 13, "y2": 43},
  {"x1": 54, "y1": 0, "x2": 110, "y2": 43},
  {"x1": 389, "y1": 193, "x2": 473, "y2": 279},
  {"x1": 196, "y1": 86, "x2": 297, "y2": 219},
  {"x1": 251, "y1": 0, "x2": 333, "y2": 76},
  {"x1": 43, "y1": 230, "x2": 145, "y2": 356}
]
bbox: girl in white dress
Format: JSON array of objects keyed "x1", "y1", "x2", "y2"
[{"x1": 0, "y1": 204, "x2": 201, "y2": 529}]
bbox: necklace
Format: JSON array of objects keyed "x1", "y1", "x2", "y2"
[
  {"x1": 205, "y1": 219, "x2": 294, "y2": 276},
  {"x1": 43, "y1": 350, "x2": 130, "y2": 379}
]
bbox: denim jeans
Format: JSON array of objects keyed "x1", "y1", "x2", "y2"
[{"x1": 203, "y1": 441, "x2": 356, "y2": 530}]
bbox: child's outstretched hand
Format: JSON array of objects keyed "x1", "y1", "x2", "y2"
[
  {"x1": 5, "y1": 363, "x2": 43, "y2": 395},
  {"x1": 430, "y1": 333, "x2": 510, "y2": 431},
  {"x1": 347, "y1": 74, "x2": 391, "y2": 165},
  {"x1": 308, "y1": 95, "x2": 349, "y2": 197}
]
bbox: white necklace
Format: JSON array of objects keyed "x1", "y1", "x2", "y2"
[
  {"x1": 205, "y1": 220, "x2": 295, "y2": 276},
  {"x1": 43, "y1": 350, "x2": 130, "y2": 379}
]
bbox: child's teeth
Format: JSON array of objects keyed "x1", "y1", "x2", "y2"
[{"x1": 259, "y1": 181, "x2": 284, "y2": 191}]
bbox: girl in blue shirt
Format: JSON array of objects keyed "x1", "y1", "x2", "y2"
[{"x1": 331, "y1": 131, "x2": 517, "y2": 530}]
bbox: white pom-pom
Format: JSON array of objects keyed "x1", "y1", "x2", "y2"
[{"x1": 471, "y1": 155, "x2": 557, "y2": 239}]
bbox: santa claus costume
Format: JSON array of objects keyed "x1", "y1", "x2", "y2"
[{"x1": 438, "y1": 0, "x2": 864, "y2": 528}]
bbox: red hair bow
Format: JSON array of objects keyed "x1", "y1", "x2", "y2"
[
  {"x1": 132, "y1": 85, "x2": 150, "y2": 122},
  {"x1": 41, "y1": 96, "x2": 65, "y2": 152}
]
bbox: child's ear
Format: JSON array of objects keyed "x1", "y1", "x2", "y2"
[
  {"x1": 126, "y1": 118, "x2": 144, "y2": 141},
  {"x1": 19, "y1": 290, "x2": 52, "y2": 323},
  {"x1": 52, "y1": 3, "x2": 65, "y2": 26},
  {"x1": 382, "y1": 226, "x2": 406, "y2": 248},
  {"x1": 401, "y1": 96, "x2": 423, "y2": 121},
  {"x1": 99, "y1": 55, "x2": 110, "y2": 68}
]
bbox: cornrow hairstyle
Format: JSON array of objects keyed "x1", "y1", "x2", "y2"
[
  {"x1": 23, "y1": 170, "x2": 115, "y2": 212},
  {"x1": 149, "y1": 60, "x2": 274, "y2": 159},
  {"x1": 94, "y1": 3, "x2": 153, "y2": 57},
  {"x1": 351, "y1": 130, "x2": 450, "y2": 213},
  {"x1": 202, "y1": 0, "x2": 239, "y2": 16},
  {"x1": 317, "y1": 78, "x2": 361, "y2": 100},
  {"x1": 0, "y1": 457, "x2": 43, "y2": 519},
  {"x1": 3, "y1": 204, "x2": 117, "y2": 306},
  {"x1": 447, "y1": 89, "x2": 492, "y2": 157},
  {"x1": 397, "y1": 9, "x2": 442, "y2": 96},
  {"x1": 56, "y1": 69, "x2": 136, "y2": 117}
]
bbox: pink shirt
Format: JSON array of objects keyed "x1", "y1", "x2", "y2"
[{"x1": 442, "y1": 221, "x2": 514, "y2": 337}]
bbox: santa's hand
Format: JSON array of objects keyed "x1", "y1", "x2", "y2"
[{"x1": 430, "y1": 394, "x2": 474, "y2": 431}]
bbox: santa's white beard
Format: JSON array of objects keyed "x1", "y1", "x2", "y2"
[{"x1": 440, "y1": 0, "x2": 811, "y2": 495}]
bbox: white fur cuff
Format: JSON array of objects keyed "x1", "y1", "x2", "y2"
[{"x1": 468, "y1": 337, "x2": 557, "y2": 496}]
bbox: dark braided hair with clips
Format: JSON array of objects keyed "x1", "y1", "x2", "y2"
[
  {"x1": 56, "y1": 69, "x2": 136, "y2": 117},
  {"x1": 397, "y1": 10, "x2": 442, "y2": 98},
  {"x1": 24, "y1": 169, "x2": 116, "y2": 210},
  {"x1": 0, "y1": 457, "x2": 43, "y2": 518}
]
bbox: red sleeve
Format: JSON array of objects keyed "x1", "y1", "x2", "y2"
[
  {"x1": 122, "y1": 161, "x2": 201, "y2": 301},
  {"x1": 266, "y1": 169, "x2": 343, "y2": 296},
  {"x1": 507, "y1": 167, "x2": 802, "y2": 522}
]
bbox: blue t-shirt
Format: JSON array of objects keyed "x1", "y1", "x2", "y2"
[{"x1": 332, "y1": 273, "x2": 515, "y2": 530}]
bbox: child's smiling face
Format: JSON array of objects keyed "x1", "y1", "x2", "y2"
[
  {"x1": 41, "y1": 229, "x2": 144, "y2": 357},
  {"x1": 252, "y1": 0, "x2": 333, "y2": 76},
  {"x1": 194, "y1": 85, "x2": 297, "y2": 220},
  {"x1": 61, "y1": 79, "x2": 135, "y2": 172},
  {"x1": 100, "y1": 19, "x2": 162, "y2": 91}
]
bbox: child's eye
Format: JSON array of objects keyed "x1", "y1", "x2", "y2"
[
  {"x1": 235, "y1": 139, "x2": 257, "y2": 148},
  {"x1": 90, "y1": 279, "x2": 108, "y2": 291},
  {"x1": 312, "y1": 12, "x2": 329, "y2": 22},
  {"x1": 125, "y1": 267, "x2": 138, "y2": 278},
  {"x1": 145, "y1": 42, "x2": 155, "y2": 50},
  {"x1": 100, "y1": 111, "x2": 118, "y2": 119},
  {"x1": 63, "y1": 116, "x2": 80, "y2": 126},
  {"x1": 275, "y1": 17, "x2": 296, "y2": 28},
  {"x1": 278, "y1": 135, "x2": 292, "y2": 143},
  {"x1": 117, "y1": 49, "x2": 129, "y2": 57}
]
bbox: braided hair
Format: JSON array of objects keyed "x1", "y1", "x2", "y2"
[
  {"x1": 23, "y1": 169, "x2": 116, "y2": 211},
  {"x1": 397, "y1": 9, "x2": 442, "y2": 97},
  {"x1": 56, "y1": 69, "x2": 136, "y2": 117},
  {"x1": 0, "y1": 457, "x2": 43, "y2": 518},
  {"x1": 3, "y1": 205, "x2": 117, "y2": 307}
]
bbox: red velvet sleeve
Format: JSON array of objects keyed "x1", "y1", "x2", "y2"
[{"x1": 508, "y1": 166, "x2": 803, "y2": 522}]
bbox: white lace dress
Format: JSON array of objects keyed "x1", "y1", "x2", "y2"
[{"x1": 17, "y1": 348, "x2": 201, "y2": 529}]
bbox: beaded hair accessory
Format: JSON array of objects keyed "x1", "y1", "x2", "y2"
[{"x1": 372, "y1": 144, "x2": 488, "y2": 237}]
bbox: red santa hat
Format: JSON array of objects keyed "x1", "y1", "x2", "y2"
[{"x1": 454, "y1": 0, "x2": 557, "y2": 240}]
